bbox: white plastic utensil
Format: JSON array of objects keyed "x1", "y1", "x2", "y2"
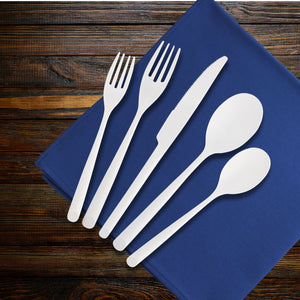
[
  {"x1": 127, "y1": 147, "x2": 271, "y2": 267},
  {"x1": 100, "y1": 56, "x2": 228, "y2": 239},
  {"x1": 113, "y1": 93, "x2": 263, "y2": 251},
  {"x1": 82, "y1": 41, "x2": 181, "y2": 229},
  {"x1": 67, "y1": 53, "x2": 135, "y2": 223}
]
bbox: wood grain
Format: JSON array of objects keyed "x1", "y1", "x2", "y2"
[
  {"x1": 0, "y1": 2, "x2": 299, "y2": 299},
  {"x1": 246, "y1": 278, "x2": 300, "y2": 300},
  {"x1": 0, "y1": 277, "x2": 298, "y2": 300},
  {"x1": 0, "y1": 245, "x2": 150, "y2": 278},
  {"x1": 0, "y1": 120, "x2": 73, "y2": 152},
  {"x1": 0, "y1": 24, "x2": 299, "y2": 56},
  {"x1": 221, "y1": 2, "x2": 300, "y2": 24},
  {"x1": 0, "y1": 88, "x2": 101, "y2": 99},
  {"x1": 0, "y1": 55, "x2": 299, "y2": 94},
  {"x1": 0, "y1": 95, "x2": 100, "y2": 119},
  {"x1": 0, "y1": 56, "x2": 126, "y2": 90},
  {"x1": 0, "y1": 152, "x2": 42, "y2": 184},
  {"x1": 0, "y1": 184, "x2": 101, "y2": 245},
  {"x1": 0, "y1": 2, "x2": 299, "y2": 25},
  {"x1": 1, "y1": 184, "x2": 299, "y2": 248},
  {"x1": 0, "y1": 2, "x2": 192, "y2": 25},
  {"x1": 1, "y1": 54, "x2": 299, "y2": 100},
  {"x1": 0, "y1": 277, "x2": 177, "y2": 300},
  {"x1": 0, "y1": 245, "x2": 299, "y2": 278}
]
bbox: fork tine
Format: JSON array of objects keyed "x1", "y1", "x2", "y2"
[
  {"x1": 105, "y1": 52, "x2": 120, "y2": 87},
  {"x1": 163, "y1": 48, "x2": 181, "y2": 84},
  {"x1": 144, "y1": 41, "x2": 164, "y2": 76},
  {"x1": 111, "y1": 53, "x2": 125, "y2": 86},
  {"x1": 117, "y1": 56, "x2": 130, "y2": 88},
  {"x1": 122, "y1": 56, "x2": 135, "y2": 91},
  {"x1": 157, "y1": 45, "x2": 174, "y2": 82},
  {"x1": 150, "y1": 43, "x2": 170, "y2": 79}
]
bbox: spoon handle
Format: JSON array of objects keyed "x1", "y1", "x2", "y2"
[
  {"x1": 82, "y1": 111, "x2": 142, "y2": 229},
  {"x1": 67, "y1": 111, "x2": 110, "y2": 223},
  {"x1": 127, "y1": 191, "x2": 218, "y2": 268},
  {"x1": 113, "y1": 150, "x2": 209, "y2": 251}
]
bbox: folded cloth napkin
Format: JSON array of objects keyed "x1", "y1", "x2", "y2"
[{"x1": 36, "y1": 0, "x2": 300, "y2": 299}]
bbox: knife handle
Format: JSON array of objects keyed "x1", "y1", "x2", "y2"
[{"x1": 99, "y1": 145, "x2": 166, "y2": 239}]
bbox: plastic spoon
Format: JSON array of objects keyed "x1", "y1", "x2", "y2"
[
  {"x1": 114, "y1": 93, "x2": 263, "y2": 251},
  {"x1": 127, "y1": 147, "x2": 271, "y2": 267}
]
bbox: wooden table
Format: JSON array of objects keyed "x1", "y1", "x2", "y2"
[{"x1": 0, "y1": 2, "x2": 299, "y2": 299}]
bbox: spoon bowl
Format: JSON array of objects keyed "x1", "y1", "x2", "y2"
[
  {"x1": 204, "y1": 93, "x2": 263, "y2": 155},
  {"x1": 216, "y1": 147, "x2": 271, "y2": 195}
]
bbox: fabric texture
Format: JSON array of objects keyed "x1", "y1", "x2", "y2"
[{"x1": 36, "y1": 0, "x2": 300, "y2": 299}]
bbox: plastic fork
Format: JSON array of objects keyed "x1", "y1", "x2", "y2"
[
  {"x1": 67, "y1": 53, "x2": 135, "y2": 223},
  {"x1": 82, "y1": 41, "x2": 181, "y2": 229}
]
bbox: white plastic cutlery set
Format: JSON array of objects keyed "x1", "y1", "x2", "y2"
[{"x1": 67, "y1": 41, "x2": 271, "y2": 267}]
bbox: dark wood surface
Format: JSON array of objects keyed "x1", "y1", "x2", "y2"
[{"x1": 0, "y1": 2, "x2": 299, "y2": 299}]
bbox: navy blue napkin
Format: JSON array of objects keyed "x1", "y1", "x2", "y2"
[{"x1": 36, "y1": 0, "x2": 300, "y2": 299}]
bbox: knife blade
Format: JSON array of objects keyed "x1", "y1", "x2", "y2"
[
  {"x1": 99, "y1": 56, "x2": 228, "y2": 239},
  {"x1": 157, "y1": 56, "x2": 228, "y2": 145}
]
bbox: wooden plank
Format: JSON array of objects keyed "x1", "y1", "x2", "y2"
[
  {"x1": 0, "y1": 25, "x2": 299, "y2": 56},
  {"x1": 0, "y1": 245, "x2": 298, "y2": 278},
  {"x1": 246, "y1": 278, "x2": 300, "y2": 299},
  {"x1": 0, "y1": 55, "x2": 299, "y2": 95},
  {"x1": 0, "y1": 88, "x2": 101, "y2": 99},
  {"x1": 0, "y1": 152, "x2": 42, "y2": 184},
  {"x1": 0, "y1": 54, "x2": 299, "y2": 116},
  {"x1": 0, "y1": 120, "x2": 73, "y2": 152},
  {"x1": 0, "y1": 2, "x2": 299, "y2": 299},
  {"x1": 0, "y1": 25, "x2": 164, "y2": 56},
  {"x1": 0, "y1": 1, "x2": 191, "y2": 25},
  {"x1": 0, "y1": 56, "x2": 125, "y2": 89},
  {"x1": 0, "y1": 184, "x2": 106, "y2": 246},
  {"x1": 0, "y1": 2, "x2": 299, "y2": 25},
  {"x1": 0, "y1": 95, "x2": 100, "y2": 119},
  {"x1": 0, "y1": 245, "x2": 150, "y2": 278},
  {"x1": 1, "y1": 184, "x2": 299, "y2": 248},
  {"x1": 0, "y1": 278, "x2": 298, "y2": 300},
  {"x1": 0, "y1": 277, "x2": 177, "y2": 299},
  {"x1": 221, "y1": 2, "x2": 300, "y2": 24}
]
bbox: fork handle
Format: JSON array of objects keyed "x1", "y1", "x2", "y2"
[
  {"x1": 67, "y1": 111, "x2": 110, "y2": 223},
  {"x1": 82, "y1": 111, "x2": 142, "y2": 229}
]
